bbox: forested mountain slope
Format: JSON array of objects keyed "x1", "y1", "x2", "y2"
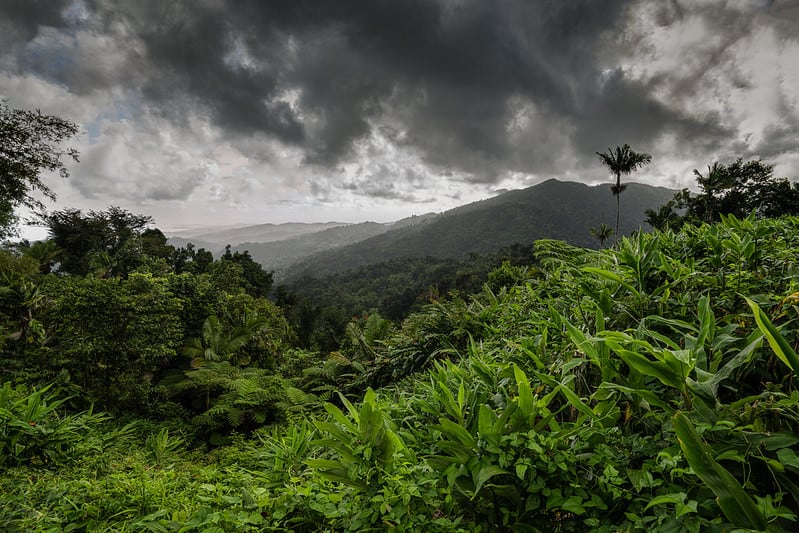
[
  {"x1": 232, "y1": 213, "x2": 436, "y2": 277},
  {"x1": 167, "y1": 221, "x2": 349, "y2": 253},
  {"x1": 284, "y1": 179, "x2": 674, "y2": 282}
]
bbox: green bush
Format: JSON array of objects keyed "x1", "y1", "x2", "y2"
[{"x1": 0, "y1": 381, "x2": 109, "y2": 467}]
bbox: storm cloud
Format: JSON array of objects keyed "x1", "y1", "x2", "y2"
[{"x1": 1, "y1": 0, "x2": 797, "y2": 229}]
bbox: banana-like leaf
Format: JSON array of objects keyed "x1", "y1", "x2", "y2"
[
  {"x1": 436, "y1": 418, "x2": 477, "y2": 448},
  {"x1": 513, "y1": 365, "x2": 535, "y2": 415},
  {"x1": 702, "y1": 336, "x2": 762, "y2": 394},
  {"x1": 746, "y1": 298, "x2": 799, "y2": 374},
  {"x1": 595, "y1": 382, "x2": 671, "y2": 411},
  {"x1": 672, "y1": 412, "x2": 766, "y2": 530},
  {"x1": 557, "y1": 384, "x2": 594, "y2": 419},
  {"x1": 477, "y1": 404, "x2": 498, "y2": 440},
  {"x1": 616, "y1": 348, "x2": 682, "y2": 390},
  {"x1": 582, "y1": 267, "x2": 641, "y2": 297},
  {"x1": 472, "y1": 465, "x2": 508, "y2": 499},
  {"x1": 324, "y1": 401, "x2": 357, "y2": 433}
]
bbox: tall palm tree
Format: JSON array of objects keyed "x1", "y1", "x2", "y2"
[
  {"x1": 590, "y1": 223, "x2": 614, "y2": 247},
  {"x1": 596, "y1": 144, "x2": 652, "y2": 241}
]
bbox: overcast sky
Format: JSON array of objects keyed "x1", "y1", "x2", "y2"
[{"x1": 1, "y1": 0, "x2": 798, "y2": 234}]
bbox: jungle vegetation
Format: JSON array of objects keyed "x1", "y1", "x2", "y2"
[{"x1": 2, "y1": 103, "x2": 799, "y2": 531}]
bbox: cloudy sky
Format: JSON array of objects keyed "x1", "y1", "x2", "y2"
[{"x1": 1, "y1": 0, "x2": 798, "y2": 234}]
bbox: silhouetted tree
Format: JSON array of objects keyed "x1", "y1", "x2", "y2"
[
  {"x1": 590, "y1": 224, "x2": 614, "y2": 247},
  {"x1": 140, "y1": 228, "x2": 175, "y2": 260},
  {"x1": 644, "y1": 201, "x2": 680, "y2": 231},
  {"x1": 40, "y1": 207, "x2": 152, "y2": 276},
  {"x1": 0, "y1": 101, "x2": 79, "y2": 239},
  {"x1": 674, "y1": 158, "x2": 799, "y2": 223},
  {"x1": 596, "y1": 144, "x2": 652, "y2": 241}
]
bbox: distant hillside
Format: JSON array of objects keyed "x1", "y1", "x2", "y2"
[
  {"x1": 167, "y1": 221, "x2": 348, "y2": 249},
  {"x1": 231, "y1": 213, "x2": 439, "y2": 278},
  {"x1": 283, "y1": 179, "x2": 674, "y2": 283},
  {"x1": 232, "y1": 222, "x2": 388, "y2": 274}
]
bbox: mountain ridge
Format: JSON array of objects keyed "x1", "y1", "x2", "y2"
[
  {"x1": 281, "y1": 179, "x2": 674, "y2": 283},
  {"x1": 166, "y1": 179, "x2": 675, "y2": 281}
]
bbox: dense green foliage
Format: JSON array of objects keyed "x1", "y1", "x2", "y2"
[
  {"x1": 1, "y1": 211, "x2": 288, "y2": 420},
  {"x1": 6, "y1": 102, "x2": 796, "y2": 529},
  {"x1": 3, "y1": 213, "x2": 799, "y2": 531},
  {"x1": 281, "y1": 243, "x2": 537, "y2": 325}
]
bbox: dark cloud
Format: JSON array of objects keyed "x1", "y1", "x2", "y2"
[
  {"x1": 0, "y1": 0, "x2": 70, "y2": 43},
  {"x1": 572, "y1": 69, "x2": 732, "y2": 158},
  {"x1": 1, "y1": 0, "x2": 797, "y2": 192},
  {"x1": 1, "y1": 1, "x2": 630, "y2": 169}
]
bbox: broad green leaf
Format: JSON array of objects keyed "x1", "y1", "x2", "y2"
[
  {"x1": 323, "y1": 402, "x2": 357, "y2": 433},
  {"x1": 582, "y1": 267, "x2": 640, "y2": 297},
  {"x1": 616, "y1": 349, "x2": 682, "y2": 390},
  {"x1": 310, "y1": 436, "x2": 358, "y2": 465},
  {"x1": 312, "y1": 421, "x2": 350, "y2": 444},
  {"x1": 560, "y1": 496, "x2": 586, "y2": 515},
  {"x1": 557, "y1": 384, "x2": 594, "y2": 419},
  {"x1": 703, "y1": 336, "x2": 762, "y2": 393},
  {"x1": 777, "y1": 448, "x2": 799, "y2": 472},
  {"x1": 645, "y1": 492, "x2": 687, "y2": 510},
  {"x1": 744, "y1": 432, "x2": 799, "y2": 451},
  {"x1": 746, "y1": 298, "x2": 799, "y2": 373},
  {"x1": 696, "y1": 296, "x2": 715, "y2": 369},
  {"x1": 477, "y1": 404, "x2": 498, "y2": 440},
  {"x1": 306, "y1": 460, "x2": 370, "y2": 492},
  {"x1": 435, "y1": 381, "x2": 458, "y2": 420},
  {"x1": 673, "y1": 412, "x2": 766, "y2": 530},
  {"x1": 436, "y1": 418, "x2": 477, "y2": 448},
  {"x1": 563, "y1": 318, "x2": 599, "y2": 362},
  {"x1": 337, "y1": 391, "x2": 361, "y2": 423},
  {"x1": 472, "y1": 465, "x2": 508, "y2": 498},
  {"x1": 513, "y1": 365, "x2": 534, "y2": 415},
  {"x1": 627, "y1": 468, "x2": 659, "y2": 491}
]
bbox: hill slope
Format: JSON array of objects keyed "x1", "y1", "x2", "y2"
[
  {"x1": 232, "y1": 214, "x2": 437, "y2": 276},
  {"x1": 284, "y1": 179, "x2": 674, "y2": 282},
  {"x1": 167, "y1": 221, "x2": 348, "y2": 252}
]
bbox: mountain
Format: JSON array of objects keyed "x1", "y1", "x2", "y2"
[
  {"x1": 231, "y1": 213, "x2": 438, "y2": 277},
  {"x1": 166, "y1": 221, "x2": 349, "y2": 253},
  {"x1": 233, "y1": 222, "x2": 387, "y2": 274},
  {"x1": 282, "y1": 179, "x2": 675, "y2": 283}
]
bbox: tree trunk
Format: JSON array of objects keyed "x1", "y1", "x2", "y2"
[{"x1": 615, "y1": 172, "x2": 621, "y2": 243}]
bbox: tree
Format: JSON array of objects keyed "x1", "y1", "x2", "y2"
[
  {"x1": 674, "y1": 158, "x2": 799, "y2": 224},
  {"x1": 589, "y1": 223, "x2": 614, "y2": 247},
  {"x1": 596, "y1": 144, "x2": 652, "y2": 241},
  {"x1": 644, "y1": 201, "x2": 679, "y2": 231},
  {"x1": 183, "y1": 314, "x2": 267, "y2": 367},
  {"x1": 181, "y1": 313, "x2": 270, "y2": 410},
  {"x1": 140, "y1": 228, "x2": 175, "y2": 260},
  {"x1": 16, "y1": 239, "x2": 60, "y2": 274},
  {"x1": 36, "y1": 273, "x2": 183, "y2": 412},
  {"x1": 39, "y1": 206, "x2": 152, "y2": 276},
  {"x1": 221, "y1": 245, "x2": 274, "y2": 297},
  {"x1": 0, "y1": 101, "x2": 79, "y2": 240}
]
